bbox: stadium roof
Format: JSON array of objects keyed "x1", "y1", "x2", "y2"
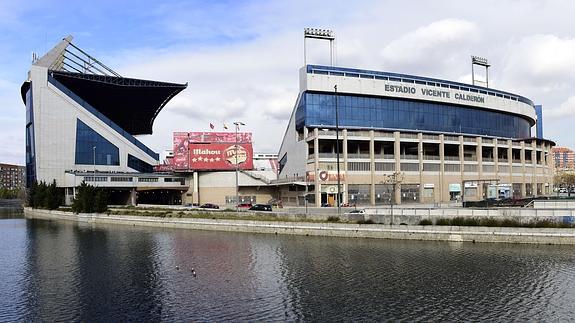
[
  {"x1": 23, "y1": 35, "x2": 187, "y2": 135},
  {"x1": 49, "y1": 70, "x2": 186, "y2": 135}
]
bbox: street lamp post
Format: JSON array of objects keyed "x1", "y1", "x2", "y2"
[
  {"x1": 334, "y1": 84, "x2": 341, "y2": 216},
  {"x1": 234, "y1": 121, "x2": 245, "y2": 214}
]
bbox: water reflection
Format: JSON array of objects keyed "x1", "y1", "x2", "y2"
[{"x1": 0, "y1": 216, "x2": 574, "y2": 321}]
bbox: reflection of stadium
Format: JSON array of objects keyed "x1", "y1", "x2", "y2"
[{"x1": 277, "y1": 65, "x2": 555, "y2": 206}]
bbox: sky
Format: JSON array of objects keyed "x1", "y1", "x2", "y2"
[{"x1": 1, "y1": 0, "x2": 575, "y2": 165}]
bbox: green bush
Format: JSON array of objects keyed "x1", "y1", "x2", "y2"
[
  {"x1": 71, "y1": 182, "x2": 108, "y2": 214},
  {"x1": 419, "y1": 219, "x2": 433, "y2": 226},
  {"x1": 26, "y1": 180, "x2": 63, "y2": 210},
  {"x1": 327, "y1": 216, "x2": 340, "y2": 222},
  {"x1": 0, "y1": 188, "x2": 21, "y2": 199},
  {"x1": 436, "y1": 218, "x2": 451, "y2": 226}
]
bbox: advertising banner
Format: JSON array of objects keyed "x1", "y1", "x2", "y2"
[
  {"x1": 172, "y1": 132, "x2": 190, "y2": 170},
  {"x1": 172, "y1": 131, "x2": 253, "y2": 170},
  {"x1": 189, "y1": 143, "x2": 253, "y2": 170},
  {"x1": 306, "y1": 171, "x2": 346, "y2": 182}
]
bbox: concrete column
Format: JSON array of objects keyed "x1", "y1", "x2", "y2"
[
  {"x1": 459, "y1": 135, "x2": 465, "y2": 200},
  {"x1": 418, "y1": 133, "x2": 424, "y2": 202},
  {"x1": 532, "y1": 141, "x2": 537, "y2": 196},
  {"x1": 508, "y1": 140, "x2": 513, "y2": 189},
  {"x1": 494, "y1": 139, "x2": 499, "y2": 175},
  {"x1": 394, "y1": 131, "x2": 401, "y2": 205},
  {"x1": 459, "y1": 135, "x2": 464, "y2": 178},
  {"x1": 130, "y1": 188, "x2": 137, "y2": 206},
  {"x1": 548, "y1": 144, "x2": 555, "y2": 192},
  {"x1": 314, "y1": 128, "x2": 321, "y2": 207},
  {"x1": 370, "y1": 130, "x2": 375, "y2": 205},
  {"x1": 477, "y1": 137, "x2": 483, "y2": 200},
  {"x1": 193, "y1": 171, "x2": 199, "y2": 204},
  {"x1": 343, "y1": 129, "x2": 348, "y2": 204},
  {"x1": 520, "y1": 141, "x2": 526, "y2": 197},
  {"x1": 439, "y1": 134, "x2": 445, "y2": 203}
]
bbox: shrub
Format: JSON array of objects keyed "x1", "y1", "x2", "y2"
[
  {"x1": 27, "y1": 180, "x2": 63, "y2": 210},
  {"x1": 501, "y1": 218, "x2": 521, "y2": 227},
  {"x1": 327, "y1": 216, "x2": 340, "y2": 222},
  {"x1": 436, "y1": 218, "x2": 451, "y2": 226},
  {"x1": 357, "y1": 219, "x2": 375, "y2": 224},
  {"x1": 478, "y1": 217, "x2": 501, "y2": 227},
  {"x1": 71, "y1": 182, "x2": 108, "y2": 213},
  {"x1": 419, "y1": 219, "x2": 432, "y2": 226}
]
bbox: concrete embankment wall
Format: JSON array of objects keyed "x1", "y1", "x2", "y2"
[
  {"x1": 24, "y1": 208, "x2": 575, "y2": 245},
  {"x1": 360, "y1": 207, "x2": 575, "y2": 226}
]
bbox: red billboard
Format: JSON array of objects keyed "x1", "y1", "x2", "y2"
[
  {"x1": 172, "y1": 131, "x2": 253, "y2": 171},
  {"x1": 189, "y1": 143, "x2": 253, "y2": 170}
]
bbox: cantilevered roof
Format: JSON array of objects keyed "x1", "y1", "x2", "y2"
[
  {"x1": 25, "y1": 35, "x2": 187, "y2": 135},
  {"x1": 49, "y1": 70, "x2": 186, "y2": 135}
]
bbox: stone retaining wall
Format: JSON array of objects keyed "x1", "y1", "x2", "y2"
[{"x1": 24, "y1": 208, "x2": 575, "y2": 245}]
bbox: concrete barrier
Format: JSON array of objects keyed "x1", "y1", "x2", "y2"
[{"x1": 24, "y1": 208, "x2": 575, "y2": 245}]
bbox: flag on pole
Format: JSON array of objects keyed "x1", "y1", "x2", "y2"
[
  {"x1": 223, "y1": 123, "x2": 228, "y2": 130},
  {"x1": 209, "y1": 123, "x2": 214, "y2": 129}
]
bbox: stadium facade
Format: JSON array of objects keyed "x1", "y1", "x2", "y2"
[
  {"x1": 22, "y1": 36, "x2": 190, "y2": 204},
  {"x1": 277, "y1": 65, "x2": 555, "y2": 206},
  {"x1": 21, "y1": 35, "x2": 277, "y2": 206}
]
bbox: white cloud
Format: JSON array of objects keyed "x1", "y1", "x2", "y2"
[
  {"x1": 380, "y1": 19, "x2": 479, "y2": 74},
  {"x1": 114, "y1": 33, "x2": 301, "y2": 154},
  {"x1": 546, "y1": 96, "x2": 575, "y2": 119},
  {"x1": 502, "y1": 34, "x2": 575, "y2": 90}
]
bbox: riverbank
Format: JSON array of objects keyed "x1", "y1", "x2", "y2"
[{"x1": 24, "y1": 208, "x2": 575, "y2": 245}]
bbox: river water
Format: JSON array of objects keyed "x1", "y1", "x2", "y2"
[{"x1": 2, "y1": 210, "x2": 575, "y2": 321}]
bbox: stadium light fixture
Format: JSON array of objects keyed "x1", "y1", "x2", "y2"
[
  {"x1": 304, "y1": 28, "x2": 336, "y2": 66},
  {"x1": 471, "y1": 55, "x2": 491, "y2": 88}
]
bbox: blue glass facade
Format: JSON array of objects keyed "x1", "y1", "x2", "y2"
[
  {"x1": 25, "y1": 85, "x2": 36, "y2": 187},
  {"x1": 296, "y1": 92, "x2": 532, "y2": 138},
  {"x1": 535, "y1": 105, "x2": 543, "y2": 139},
  {"x1": 75, "y1": 119, "x2": 120, "y2": 166},
  {"x1": 128, "y1": 154, "x2": 154, "y2": 173},
  {"x1": 49, "y1": 75, "x2": 159, "y2": 160}
]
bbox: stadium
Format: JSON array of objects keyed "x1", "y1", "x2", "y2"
[
  {"x1": 277, "y1": 64, "x2": 555, "y2": 206},
  {"x1": 22, "y1": 34, "x2": 555, "y2": 207},
  {"x1": 21, "y1": 36, "x2": 277, "y2": 206}
]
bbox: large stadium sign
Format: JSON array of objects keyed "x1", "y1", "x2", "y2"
[{"x1": 172, "y1": 132, "x2": 253, "y2": 170}]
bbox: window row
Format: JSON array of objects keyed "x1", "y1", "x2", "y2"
[{"x1": 297, "y1": 93, "x2": 531, "y2": 138}]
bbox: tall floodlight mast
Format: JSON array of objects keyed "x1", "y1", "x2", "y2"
[{"x1": 304, "y1": 28, "x2": 336, "y2": 66}]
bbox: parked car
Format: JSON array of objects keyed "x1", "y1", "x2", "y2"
[
  {"x1": 559, "y1": 188, "x2": 568, "y2": 193},
  {"x1": 185, "y1": 203, "x2": 200, "y2": 208},
  {"x1": 200, "y1": 203, "x2": 219, "y2": 209},
  {"x1": 249, "y1": 204, "x2": 272, "y2": 211},
  {"x1": 237, "y1": 203, "x2": 253, "y2": 208},
  {"x1": 321, "y1": 203, "x2": 332, "y2": 207},
  {"x1": 347, "y1": 209, "x2": 365, "y2": 214}
]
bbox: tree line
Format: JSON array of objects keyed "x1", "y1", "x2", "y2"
[
  {"x1": 0, "y1": 188, "x2": 24, "y2": 199},
  {"x1": 27, "y1": 180, "x2": 108, "y2": 213}
]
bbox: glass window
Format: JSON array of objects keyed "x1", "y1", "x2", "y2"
[
  {"x1": 75, "y1": 119, "x2": 120, "y2": 166},
  {"x1": 348, "y1": 184, "x2": 370, "y2": 205},
  {"x1": 128, "y1": 154, "x2": 154, "y2": 173},
  {"x1": 25, "y1": 86, "x2": 36, "y2": 187},
  {"x1": 299, "y1": 92, "x2": 531, "y2": 138}
]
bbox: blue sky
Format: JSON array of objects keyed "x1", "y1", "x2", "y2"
[{"x1": 2, "y1": 0, "x2": 575, "y2": 164}]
